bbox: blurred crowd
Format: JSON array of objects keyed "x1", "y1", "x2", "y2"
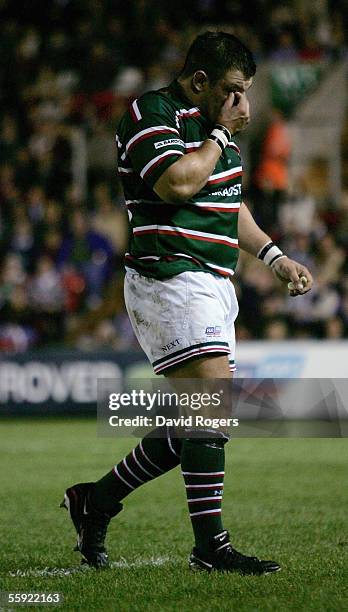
[{"x1": 0, "y1": 0, "x2": 347, "y2": 352}]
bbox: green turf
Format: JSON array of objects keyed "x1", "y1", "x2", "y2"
[{"x1": 0, "y1": 418, "x2": 347, "y2": 611}]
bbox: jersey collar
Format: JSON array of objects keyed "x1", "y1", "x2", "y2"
[
  {"x1": 167, "y1": 79, "x2": 195, "y2": 108},
  {"x1": 167, "y1": 80, "x2": 211, "y2": 129}
]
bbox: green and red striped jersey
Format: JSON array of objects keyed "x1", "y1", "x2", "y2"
[{"x1": 116, "y1": 80, "x2": 243, "y2": 279}]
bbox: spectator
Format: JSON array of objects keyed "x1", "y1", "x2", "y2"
[
  {"x1": 27, "y1": 255, "x2": 65, "y2": 344},
  {"x1": 315, "y1": 233, "x2": 345, "y2": 285},
  {"x1": 253, "y1": 108, "x2": 292, "y2": 233},
  {"x1": 57, "y1": 209, "x2": 115, "y2": 306},
  {"x1": 264, "y1": 319, "x2": 289, "y2": 340},
  {"x1": 87, "y1": 122, "x2": 117, "y2": 185},
  {"x1": 10, "y1": 217, "x2": 37, "y2": 272},
  {"x1": 28, "y1": 255, "x2": 64, "y2": 313},
  {"x1": 0, "y1": 115, "x2": 19, "y2": 164},
  {"x1": 324, "y1": 316, "x2": 346, "y2": 339},
  {"x1": 91, "y1": 183, "x2": 128, "y2": 253},
  {"x1": 269, "y1": 30, "x2": 299, "y2": 62}
]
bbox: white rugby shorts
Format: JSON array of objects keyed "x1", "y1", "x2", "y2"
[{"x1": 124, "y1": 269, "x2": 239, "y2": 375}]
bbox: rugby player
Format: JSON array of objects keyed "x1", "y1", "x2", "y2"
[{"x1": 61, "y1": 31, "x2": 313, "y2": 574}]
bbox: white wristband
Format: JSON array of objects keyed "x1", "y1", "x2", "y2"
[
  {"x1": 257, "y1": 241, "x2": 286, "y2": 267},
  {"x1": 265, "y1": 246, "x2": 285, "y2": 267},
  {"x1": 210, "y1": 128, "x2": 229, "y2": 149}
]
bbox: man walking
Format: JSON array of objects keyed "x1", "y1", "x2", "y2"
[{"x1": 62, "y1": 31, "x2": 312, "y2": 574}]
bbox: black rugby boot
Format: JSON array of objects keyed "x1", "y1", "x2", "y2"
[
  {"x1": 189, "y1": 530, "x2": 281, "y2": 575},
  {"x1": 60, "y1": 482, "x2": 122, "y2": 568}
]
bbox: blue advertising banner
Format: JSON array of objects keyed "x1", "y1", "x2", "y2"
[
  {"x1": 0, "y1": 349, "x2": 144, "y2": 414},
  {"x1": 1, "y1": 342, "x2": 347, "y2": 414}
]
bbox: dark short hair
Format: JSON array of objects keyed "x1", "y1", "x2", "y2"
[{"x1": 180, "y1": 31, "x2": 256, "y2": 84}]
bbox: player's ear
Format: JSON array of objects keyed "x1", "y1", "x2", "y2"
[{"x1": 191, "y1": 70, "x2": 208, "y2": 93}]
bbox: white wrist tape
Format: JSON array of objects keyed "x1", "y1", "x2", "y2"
[
  {"x1": 257, "y1": 241, "x2": 286, "y2": 267},
  {"x1": 210, "y1": 127, "x2": 229, "y2": 149}
]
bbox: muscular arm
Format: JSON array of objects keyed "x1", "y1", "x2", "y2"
[
  {"x1": 238, "y1": 201, "x2": 314, "y2": 296},
  {"x1": 238, "y1": 201, "x2": 271, "y2": 255},
  {"x1": 154, "y1": 139, "x2": 221, "y2": 203},
  {"x1": 154, "y1": 91, "x2": 249, "y2": 204}
]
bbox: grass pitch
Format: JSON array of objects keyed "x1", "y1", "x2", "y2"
[{"x1": 0, "y1": 418, "x2": 347, "y2": 611}]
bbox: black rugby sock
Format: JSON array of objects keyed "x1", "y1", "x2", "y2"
[
  {"x1": 181, "y1": 438, "x2": 226, "y2": 553},
  {"x1": 91, "y1": 428, "x2": 181, "y2": 513}
]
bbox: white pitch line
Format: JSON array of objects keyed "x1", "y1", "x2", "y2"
[
  {"x1": 110, "y1": 556, "x2": 171, "y2": 569},
  {"x1": 9, "y1": 556, "x2": 173, "y2": 577},
  {"x1": 9, "y1": 566, "x2": 90, "y2": 578}
]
